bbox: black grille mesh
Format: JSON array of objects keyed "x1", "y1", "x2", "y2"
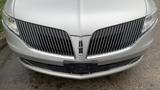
[
  {"x1": 87, "y1": 17, "x2": 145, "y2": 56},
  {"x1": 16, "y1": 20, "x2": 74, "y2": 56}
]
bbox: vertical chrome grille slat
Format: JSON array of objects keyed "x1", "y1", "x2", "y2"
[
  {"x1": 121, "y1": 21, "x2": 133, "y2": 49},
  {"x1": 97, "y1": 28, "x2": 105, "y2": 54},
  {"x1": 112, "y1": 24, "x2": 120, "y2": 51},
  {"x1": 87, "y1": 17, "x2": 145, "y2": 56},
  {"x1": 130, "y1": 19, "x2": 139, "y2": 45},
  {"x1": 24, "y1": 22, "x2": 33, "y2": 46},
  {"x1": 20, "y1": 22, "x2": 29, "y2": 44},
  {"x1": 16, "y1": 20, "x2": 74, "y2": 56},
  {"x1": 131, "y1": 20, "x2": 139, "y2": 44},
  {"x1": 105, "y1": 26, "x2": 113, "y2": 53},
  {"x1": 50, "y1": 28, "x2": 60, "y2": 54},
  {"x1": 39, "y1": 26, "x2": 49, "y2": 52},
  {"x1": 62, "y1": 31, "x2": 69, "y2": 55},
  {"x1": 45, "y1": 27, "x2": 53, "y2": 53},
  {"x1": 54, "y1": 29, "x2": 63, "y2": 55},
  {"x1": 115, "y1": 24, "x2": 123, "y2": 50},
  {"x1": 109, "y1": 26, "x2": 117, "y2": 52},
  {"x1": 33, "y1": 23, "x2": 42, "y2": 50},
  {"x1": 67, "y1": 34, "x2": 74, "y2": 56},
  {"x1": 122, "y1": 22, "x2": 131, "y2": 48},
  {"x1": 49, "y1": 27, "x2": 58, "y2": 54},
  {"x1": 118, "y1": 23, "x2": 126, "y2": 49},
  {"x1": 102, "y1": 27, "x2": 110, "y2": 53}
]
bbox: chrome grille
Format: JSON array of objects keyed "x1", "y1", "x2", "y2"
[
  {"x1": 87, "y1": 17, "x2": 145, "y2": 56},
  {"x1": 16, "y1": 20, "x2": 74, "y2": 56}
]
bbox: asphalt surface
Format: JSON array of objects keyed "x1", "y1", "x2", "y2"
[{"x1": 1, "y1": 1, "x2": 160, "y2": 90}]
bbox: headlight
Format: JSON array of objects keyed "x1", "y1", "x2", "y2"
[
  {"x1": 142, "y1": 0, "x2": 158, "y2": 33},
  {"x1": 2, "y1": 11, "x2": 19, "y2": 35},
  {"x1": 142, "y1": 11, "x2": 158, "y2": 33}
]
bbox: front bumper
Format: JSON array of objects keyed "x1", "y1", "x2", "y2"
[
  {"x1": 20, "y1": 56, "x2": 142, "y2": 79},
  {"x1": 2, "y1": 19, "x2": 157, "y2": 79}
]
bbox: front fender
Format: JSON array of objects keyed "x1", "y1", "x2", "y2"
[{"x1": 3, "y1": 0, "x2": 16, "y2": 17}]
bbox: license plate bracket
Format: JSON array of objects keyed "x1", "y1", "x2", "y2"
[{"x1": 64, "y1": 62, "x2": 98, "y2": 74}]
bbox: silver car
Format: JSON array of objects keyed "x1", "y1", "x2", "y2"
[{"x1": 2, "y1": 0, "x2": 158, "y2": 79}]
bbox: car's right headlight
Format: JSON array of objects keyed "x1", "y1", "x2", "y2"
[
  {"x1": 142, "y1": 0, "x2": 158, "y2": 33},
  {"x1": 2, "y1": 11, "x2": 19, "y2": 35},
  {"x1": 143, "y1": 11, "x2": 158, "y2": 33}
]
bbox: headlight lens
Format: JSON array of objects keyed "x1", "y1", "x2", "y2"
[
  {"x1": 142, "y1": 11, "x2": 158, "y2": 33},
  {"x1": 2, "y1": 11, "x2": 19, "y2": 35},
  {"x1": 142, "y1": 0, "x2": 158, "y2": 33}
]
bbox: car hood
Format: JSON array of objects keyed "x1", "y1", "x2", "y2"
[{"x1": 14, "y1": 0, "x2": 147, "y2": 36}]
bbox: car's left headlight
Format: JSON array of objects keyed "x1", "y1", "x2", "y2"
[
  {"x1": 2, "y1": 11, "x2": 19, "y2": 35},
  {"x1": 142, "y1": 0, "x2": 158, "y2": 33}
]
